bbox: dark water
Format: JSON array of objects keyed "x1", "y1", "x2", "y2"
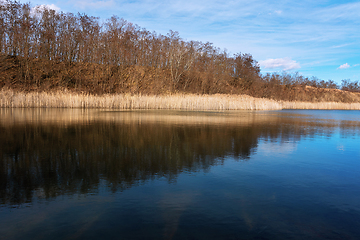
[{"x1": 1, "y1": 109, "x2": 360, "y2": 240}]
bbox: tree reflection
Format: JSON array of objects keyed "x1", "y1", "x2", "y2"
[{"x1": 1, "y1": 111, "x2": 359, "y2": 205}]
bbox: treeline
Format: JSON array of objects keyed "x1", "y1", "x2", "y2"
[{"x1": 1, "y1": 0, "x2": 360, "y2": 102}]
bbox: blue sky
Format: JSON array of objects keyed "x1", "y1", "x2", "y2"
[{"x1": 17, "y1": 0, "x2": 360, "y2": 84}]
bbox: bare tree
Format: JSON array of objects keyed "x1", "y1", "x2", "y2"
[{"x1": 166, "y1": 31, "x2": 197, "y2": 90}]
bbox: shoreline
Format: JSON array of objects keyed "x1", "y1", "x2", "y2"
[{"x1": 1, "y1": 89, "x2": 360, "y2": 110}]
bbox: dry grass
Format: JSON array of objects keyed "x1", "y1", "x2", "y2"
[
  {"x1": 281, "y1": 101, "x2": 360, "y2": 110},
  {"x1": 0, "y1": 89, "x2": 282, "y2": 110},
  {"x1": 1, "y1": 89, "x2": 360, "y2": 110}
]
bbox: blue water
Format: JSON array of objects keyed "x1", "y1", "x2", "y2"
[{"x1": 0, "y1": 109, "x2": 359, "y2": 239}]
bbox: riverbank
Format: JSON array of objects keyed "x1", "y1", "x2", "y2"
[{"x1": 1, "y1": 89, "x2": 360, "y2": 110}]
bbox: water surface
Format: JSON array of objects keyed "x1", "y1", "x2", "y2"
[{"x1": 1, "y1": 109, "x2": 360, "y2": 239}]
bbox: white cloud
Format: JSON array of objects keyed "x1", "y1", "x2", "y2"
[
  {"x1": 338, "y1": 63, "x2": 350, "y2": 69},
  {"x1": 38, "y1": 4, "x2": 60, "y2": 11},
  {"x1": 330, "y1": 43, "x2": 352, "y2": 49},
  {"x1": 259, "y1": 57, "x2": 301, "y2": 71},
  {"x1": 30, "y1": 4, "x2": 60, "y2": 16},
  {"x1": 314, "y1": 2, "x2": 360, "y2": 22}
]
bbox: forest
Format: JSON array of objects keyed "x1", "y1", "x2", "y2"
[{"x1": 1, "y1": 0, "x2": 360, "y2": 103}]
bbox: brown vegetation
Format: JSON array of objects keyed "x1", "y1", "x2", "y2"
[
  {"x1": 0, "y1": 89, "x2": 283, "y2": 110},
  {"x1": 1, "y1": 0, "x2": 360, "y2": 107},
  {"x1": 2, "y1": 89, "x2": 360, "y2": 110}
]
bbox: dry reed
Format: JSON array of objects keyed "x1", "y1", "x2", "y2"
[
  {"x1": 1, "y1": 89, "x2": 360, "y2": 110},
  {"x1": 281, "y1": 101, "x2": 360, "y2": 110},
  {"x1": 0, "y1": 89, "x2": 282, "y2": 110}
]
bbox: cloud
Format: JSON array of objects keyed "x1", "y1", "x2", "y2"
[
  {"x1": 314, "y1": 2, "x2": 360, "y2": 22},
  {"x1": 259, "y1": 57, "x2": 301, "y2": 71},
  {"x1": 330, "y1": 43, "x2": 353, "y2": 49},
  {"x1": 30, "y1": 4, "x2": 60, "y2": 16},
  {"x1": 37, "y1": 4, "x2": 60, "y2": 11},
  {"x1": 338, "y1": 63, "x2": 350, "y2": 69}
]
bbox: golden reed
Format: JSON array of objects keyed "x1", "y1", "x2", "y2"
[{"x1": 1, "y1": 89, "x2": 360, "y2": 110}]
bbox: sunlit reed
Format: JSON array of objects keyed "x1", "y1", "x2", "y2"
[
  {"x1": 1, "y1": 89, "x2": 360, "y2": 110},
  {"x1": 281, "y1": 101, "x2": 360, "y2": 110},
  {"x1": 0, "y1": 89, "x2": 282, "y2": 110}
]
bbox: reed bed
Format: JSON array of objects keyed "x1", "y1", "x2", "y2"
[
  {"x1": 281, "y1": 101, "x2": 360, "y2": 110},
  {"x1": 0, "y1": 89, "x2": 282, "y2": 110},
  {"x1": 1, "y1": 89, "x2": 360, "y2": 110}
]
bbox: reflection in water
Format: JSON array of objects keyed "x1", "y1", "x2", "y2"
[
  {"x1": 1, "y1": 109, "x2": 359, "y2": 206},
  {"x1": 0, "y1": 111, "x2": 261, "y2": 205},
  {"x1": 1, "y1": 109, "x2": 360, "y2": 240}
]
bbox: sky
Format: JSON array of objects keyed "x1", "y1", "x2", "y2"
[{"x1": 17, "y1": 0, "x2": 360, "y2": 84}]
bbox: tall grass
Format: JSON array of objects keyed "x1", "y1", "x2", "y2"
[
  {"x1": 281, "y1": 101, "x2": 360, "y2": 110},
  {"x1": 0, "y1": 89, "x2": 282, "y2": 110},
  {"x1": 1, "y1": 89, "x2": 360, "y2": 110}
]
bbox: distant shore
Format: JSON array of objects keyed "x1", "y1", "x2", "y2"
[{"x1": 1, "y1": 89, "x2": 360, "y2": 110}]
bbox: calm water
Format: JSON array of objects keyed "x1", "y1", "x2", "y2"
[{"x1": 1, "y1": 109, "x2": 360, "y2": 240}]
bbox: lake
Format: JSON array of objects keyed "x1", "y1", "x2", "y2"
[{"x1": 1, "y1": 108, "x2": 360, "y2": 240}]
